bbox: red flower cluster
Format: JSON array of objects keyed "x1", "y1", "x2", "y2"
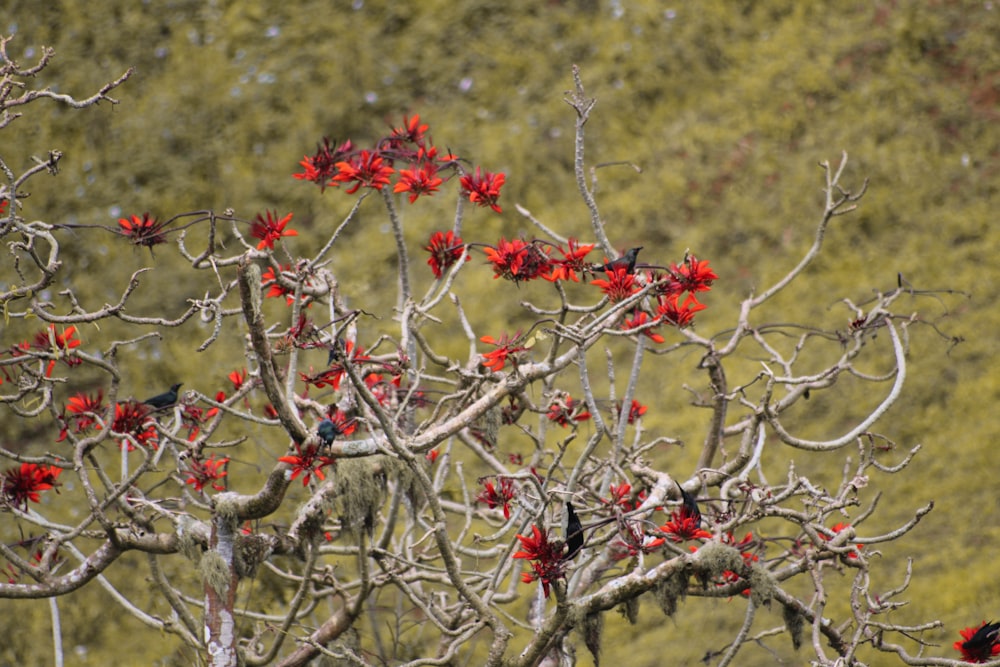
[
  {"x1": 546, "y1": 394, "x2": 591, "y2": 428},
  {"x1": 293, "y1": 137, "x2": 354, "y2": 191},
  {"x1": 332, "y1": 149, "x2": 394, "y2": 194},
  {"x1": 617, "y1": 399, "x2": 647, "y2": 425},
  {"x1": 590, "y1": 266, "x2": 639, "y2": 303},
  {"x1": 228, "y1": 368, "x2": 248, "y2": 391},
  {"x1": 424, "y1": 230, "x2": 469, "y2": 279},
  {"x1": 480, "y1": 332, "x2": 528, "y2": 372},
  {"x1": 601, "y1": 483, "x2": 661, "y2": 513},
  {"x1": 294, "y1": 114, "x2": 503, "y2": 212},
  {"x1": 110, "y1": 400, "x2": 158, "y2": 451},
  {"x1": 717, "y1": 532, "x2": 759, "y2": 595},
  {"x1": 605, "y1": 483, "x2": 638, "y2": 511},
  {"x1": 672, "y1": 255, "x2": 717, "y2": 293},
  {"x1": 261, "y1": 264, "x2": 314, "y2": 306},
  {"x1": 278, "y1": 442, "x2": 336, "y2": 486},
  {"x1": 460, "y1": 166, "x2": 506, "y2": 213},
  {"x1": 476, "y1": 477, "x2": 516, "y2": 519},
  {"x1": 30, "y1": 324, "x2": 82, "y2": 377},
  {"x1": 483, "y1": 237, "x2": 553, "y2": 284},
  {"x1": 118, "y1": 213, "x2": 169, "y2": 249},
  {"x1": 250, "y1": 210, "x2": 297, "y2": 250},
  {"x1": 656, "y1": 292, "x2": 707, "y2": 328},
  {"x1": 611, "y1": 520, "x2": 666, "y2": 560},
  {"x1": 545, "y1": 239, "x2": 595, "y2": 283},
  {"x1": 660, "y1": 504, "x2": 712, "y2": 542},
  {"x1": 2, "y1": 462, "x2": 62, "y2": 509},
  {"x1": 394, "y1": 148, "x2": 445, "y2": 203},
  {"x1": 513, "y1": 524, "x2": 568, "y2": 598},
  {"x1": 300, "y1": 341, "x2": 369, "y2": 391},
  {"x1": 180, "y1": 402, "x2": 220, "y2": 441},
  {"x1": 649, "y1": 255, "x2": 718, "y2": 328},
  {"x1": 955, "y1": 622, "x2": 1000, "y2": 663},
  {"x1": 57, "y1": 390, "x2": 106, "y2": 442},
  {"x1": 184, "y1": 455, "x2": 229, "y2": 492},
  {"x1": 621, "y1": 310, "x2": 664, "y2": 343},
  {"x1": 589, "y1": 254, "x2": 718, "y2": 336},
  {"x1": 823, "y1": 522, "x2": 864, "y2": 560}
]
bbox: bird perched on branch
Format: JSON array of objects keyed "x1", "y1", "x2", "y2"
[
  {"x1": 317, "y1": 418, "x2": 339, "y2": 447},
  {"x1": 677, "y1": 482, "x2": 701, "y2": 524},
  {"x1": 590, "y1": 246, "x2": 643, "y2": 274},
  {"x1": 958, "y1": 621, "x2": 1000, "y2": 662},
  {"x1": 143, "y1": 383, "x2": 182, "y2": 409},
  {"x1": 565, "y1": 501, "x2": 584, "y2": 560}
]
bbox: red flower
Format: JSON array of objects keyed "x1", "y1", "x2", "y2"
[
  {"x1": 647, "y1": 270, "x2": 684, "y2": 298},
  {"x1": 300, "y1": 341, "x2": 368, "y2": 391},
  {"x1": 2, "y1": 463, "x2": 62, "y2": 509},
  {"x1": 823, "y1": 522, "x2": 863, "y2": 559},
  {"x1": 611, "y1": 521, "x2": 666, "y2": 560},
  {"x1": 332, "y1": 150, "x2": 394, "y2": 194},
  {"x1": 476, "y1": 477, "x2": 517, "y2": 519},
  {"x1": 717, "y1": 532, "x2": 759, "y2": 595},
  {"x1": 388, "y1": 114, "x2": 430, "y2": 149},
  {"x1": 546, "y1": 394, "x2": 592, "y2": 428},
  {"x1": 656, "y1": 292, "x2": 706, "y2": 328},
  {"x1": 460, "y1": 166, "x2": 505, "y2": 213},
  {"x1": 424, "y1": 230, "x2": 468, "y2": 279},
  {"x1": 660, "y1": 505, "x2": 712, "y2": 542},
  {"x1": 545, "y1": 238, "x2": 595, "y2": 282},
  {"x1": 394, "y1": 162, "x2": 444, "y2": 203},
  {"x1": 605, "y1": 483, "x2": 636, "y2": 511},
  {"x1": 58, "y1": 390, "x2": 106, "y2": 441},
  {"x1": 109, "y1": 400, "x2": 158, "y2": 451},
  {"x1": 251, "y1": 210, "x2": 297, "y2": 250},
  {"x1": 118, "y1": 213, "x2": 169, "y2": 249},
  {"x1": 294, "y1": 137, "x2": 353, "y2": 191},
  {"x1": 32, "y1": 324, "x2": 81, "y2": 354},
  {"x1": 261, "y1": 264, "x2": 312, "y2": 306},
  {"x1": 614, "y1": 399, "x2": 647, "y2": 425},
  {"x1": 955, "y1": 622, "x2": 1000, "y2": 663},
  {"x1": 228, "y1": 368, "x2": 247, "y2": 391},
  {"x1": 590, "y1": 266, "x2": 639, "y2": 303},
  {"x1": 622, "y1": 310, "x2": 664, "y2": 344},
  {"x1": 672, "y1": 255, "x2": 717, "y2": 293},
  {"x1": 513, "y1": 524, "x2": 567, "y2": 598},
  {"x1": 184, "y1": 455, "x2": 230, "y2": 492},
  {"x1": 32, "y1": 325, "x2": 82, "y2": 377},
  {"x1": 483, "y1": 237, "x2": 552, "y2": 283},
  {"x1": 480, "y1": 332, "x2": 528, "y2": 372},
  {"x1": 278, "y1": 442, "x2": 336, "y2": 485},
  {"x1": 426, "y1": 449, "x2": 440, "y2": 464},
  {"x1": 180, "y1": 398, "x2": 221, "y2": 441}
]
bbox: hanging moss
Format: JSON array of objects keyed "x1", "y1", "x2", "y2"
[{"x1": 332, "y1": 458, "x2": 386, "y2": 535}]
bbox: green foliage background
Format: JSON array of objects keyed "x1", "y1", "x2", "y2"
[{"x1": 1, "y1": 1, "x2": 997, "y2": 664}]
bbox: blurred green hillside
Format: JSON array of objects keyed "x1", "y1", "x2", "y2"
[{"x1": 1, "y1": 1, "x2": 997, "y2": 665}]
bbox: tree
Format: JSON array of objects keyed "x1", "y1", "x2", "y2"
[{"x1": 0, "y1": 41, "x2": 979, "y2": 667}]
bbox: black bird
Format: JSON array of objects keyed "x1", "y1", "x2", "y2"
[
  {"x1": 591, "y1": 246, "x2": 643, "y2": 275},
  {"x1": 677, "y1": 482, "x2": 701, "y2": 523},
  {"x1": 326, "y1": 339, "x2": 344, "y2": 367},
  {"x1": 564, "y1": 501, "x2": 584, "y2": 560},
  {"x1": 317, "y1": 418, "x2": 339, "y2": 447},
  {"x1": 961, "y1": 621, "x2": 1000, "y2": 661},
  {"x1": 143, "y1": 383, "x2": 182, "y2": 409}
]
